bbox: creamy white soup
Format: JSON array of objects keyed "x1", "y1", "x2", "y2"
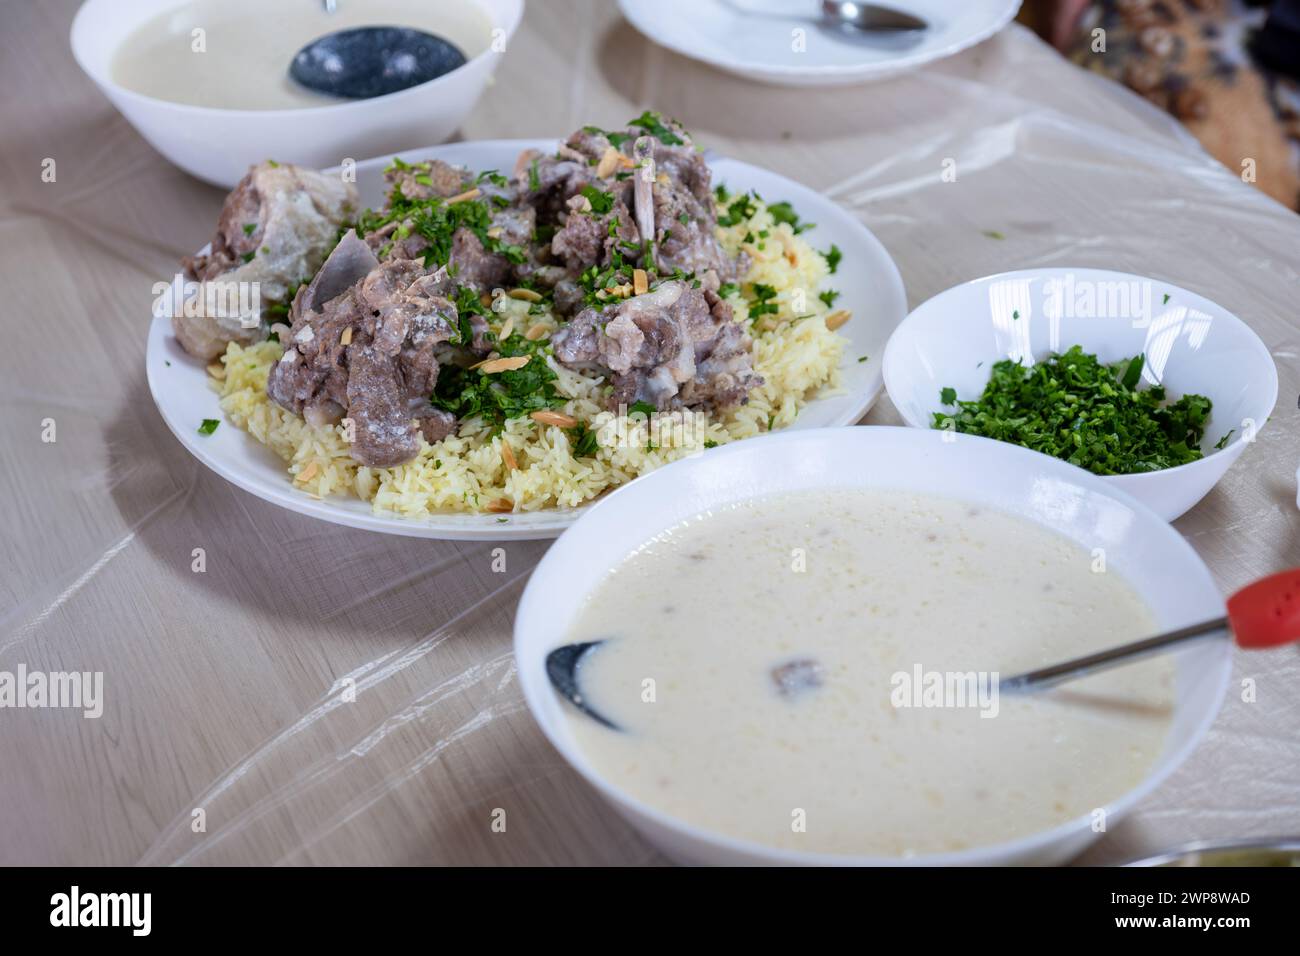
[
  {"x1": 112, "y1": 0, "x2": 493, "y2": 110},
  {"x1": 563, "y1": 488, "x2": 1174, "y2": 857}
]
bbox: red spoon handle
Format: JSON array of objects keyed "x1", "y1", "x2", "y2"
[{"x1": 1227, "y1": 569, "x2": 1300, "y2": 649}]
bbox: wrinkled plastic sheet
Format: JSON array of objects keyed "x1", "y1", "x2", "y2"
[{"x1": 2, "y1": 7, "x2": 1298, "y2": 865}]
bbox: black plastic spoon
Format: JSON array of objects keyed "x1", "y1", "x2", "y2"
[
  {"x1": 545, "y1": 641, "x2": 620, "y2": 730},
  {"x1": 290, "y1": 25, "x2": 467, "y2": 100}
]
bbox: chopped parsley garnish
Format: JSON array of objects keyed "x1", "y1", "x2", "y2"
[
  {"x1": 767, "y1": 201, "x2": 812, "y2": 234},
  {"x1": 717, "y1": 282, "x2": 740, "y2": 299},
  {"x1": 451, "y1": 286, "x2": 490, "y2": 345},
  {"x1": 582, "y1": 124, "x2": 632, "y2": 150},
  {"x1": 818, "y1": 289, "x2": 841, "y2": 308},
  {"x1": 355, "y1": 159, "x2": 525, "y2": 269},
  {"x1": 242, "y1": 223, "x2": 257, "y2": 236},
  {"x1": 628, "y1": 110, "x2": 684, "y2": 146},
  {"x1": 240, "y1": 251, "x2": 255, "y2": 263},
  {"x1": 1163, "y1": 293, "x2": 1171, "y2": 305},
  {"x1": 568, "y1": 423, "x2": 600, "y2": 457},
  {"x1": 476, "y1": 169, "x2": 508, "y2": 188},
  {"x1": 627, "y1": 400, "x2": 656, "y2": 418},
  {"x1": 717, "y1": 192, "x2": 759, "y2": 227},
  {"x1": 703, "y1": 439, "x2": 718, "y2": 449},
  {"x1": 580, "y1": 185, "x2": 616, "y2": 215},
  {"x1": 749, "y1": 283, "x2": 780, "y2": 319},
  {"x1": 431, "y1": 332, "x2": 561, "y2": 429},
  {"x1": 824, "y1": 244, "x2": 842, "y2": 274},
  {"x1": 1214, "y1": 429, "x2": 1234, "y2": 449},
  {"x1": 198, "y1": 419, "x2": 220, "y2": 436},
  {"x1": 933, "y1": 345, "x2": 1213, "y2": 475},
  {"x1": 982, "y1": 230, "x2": 1005, "y2": 240},
  {"x1": 528, "y1": 158, "x2": 541, "y2": 192}
]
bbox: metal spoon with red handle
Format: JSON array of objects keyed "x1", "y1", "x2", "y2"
[{"x1": 1001, "y1": 568, "x2": 1300, "y2": 693}]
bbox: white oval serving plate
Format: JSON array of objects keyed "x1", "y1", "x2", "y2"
[
  {"x1": 618, "y1": 0, "x2": 1021, "y2": 87},
  {"x1": 147, "y1": 139, "x2": 907, "y2": 539}
]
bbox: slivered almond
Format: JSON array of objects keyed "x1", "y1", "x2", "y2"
[
  {"x1": 295, "y1": 461, "x2": 320, "y2": 483},
  {"x1": 340, "y1": 327, "x2": 353, "y2": 346},
  {"x1": 486, "y1": 497, "x2": 514, "y2": 514},
  {"x1": 598, "y1": 282, "x2": 633, "y2": 300},
  {"x1": 524, "y1": 322, "x2": 549, "y2": 341},
  {"x1": 480, "y1": 292, "x2": 494, "y2": 308},
  {"x1": 576, "y1": 194, "x2": 593, "y2": 213},
  {"x1": 633, "y1": 269, "x2": 649, "y2": 295},
  {"x1": 825, "y1": 310, "x2": 852, "y2": 331},
  {"x1": 530, "y1": 410, "x2": 577, "y2": 428},
  {"x1": 595, "y1": 147, "x2": 621, "y2": 178},
  {"x1": 500, "y1": 442, "x2": 518, "y2": 470},
  {"x1": 447, "y1": 187, "x2": 481, "y2": 204},
  {"x1": 486, "y1": 226, "x2": 503, "y2": 239},
  {"x1": 508, "y1": 288, "x2": 543, "y2": 302},
  {"x1": 619, "y1": 153, "x2": 636, "y2": 169},
  {"x1": 498, "y1": 317, "x2": 514, "y2": 341},
  {"x1": 207, "y1": 363, "x2": 226, "y2": 380},
  {"x1": 479, "y1": 355, "x2": 531, "y2": 374}
]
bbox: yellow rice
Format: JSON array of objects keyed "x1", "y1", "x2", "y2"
[{"x1": 213, "y1": 199, "x2": 847, "y2": 516}]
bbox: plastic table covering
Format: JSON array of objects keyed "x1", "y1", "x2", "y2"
[{"x1": 2, "y1": 1, "x2": 1298, "y2": 866}]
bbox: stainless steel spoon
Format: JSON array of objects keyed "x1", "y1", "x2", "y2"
[
  {"x1": 819, "y1": 1, "x2": 928, "y2": 33},
  {"x1": 720, "y1": 0, "x2": 928, "y2": 35},
  {"x1": 1003, "y1": 567, "x2": 1300, "y2": 693}
]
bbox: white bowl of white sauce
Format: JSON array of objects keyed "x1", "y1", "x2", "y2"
[
  {"x1": 515, "y1": 426, "x2": 1232, "y2": 866},
  {"x1": 70, "y1": 0, "x2": 523, "y2": 187}
]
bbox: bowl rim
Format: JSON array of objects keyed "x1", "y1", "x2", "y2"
[
  {"x1": 513, "y1": 425, "x2": 1233, "y2": 865},
  {"x1": 69, "y1": 0, "x2": 524, "y2": 118},
  {"x1": 616, "y1": 0, "x2": 1022, "y2": 80},
  {"x1": 881, "y1": 266, "x2": 1280, "y2": 484},
  {"x1": 1123, "y1": 836, "x2": 1300, "y2": 867}
]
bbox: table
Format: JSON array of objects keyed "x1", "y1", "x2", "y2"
[{"x1": 2, "y1": 0, "x2": 1297, "y2": 866}]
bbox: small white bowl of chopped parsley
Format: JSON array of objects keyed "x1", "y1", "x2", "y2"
[{"x1": 882, "y1": 268, "x2": 1278, "y2": 522}]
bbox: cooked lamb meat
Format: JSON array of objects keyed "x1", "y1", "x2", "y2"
[
  {"x1": 448, "y1": 229, "x2": 511, "y2": 290},
  {"x1": 678, "y1": 289, "x2": 758, "y2": 409},
  {"x1": 517, "y1": 118, "x2": 740, "y2": 293},
  {"x1": 634, "y1": 133, "x2": 737, "y2": 285},
  {"x1": 770, "y1": 658, "x2": 824, "y2": 697},
  {"x1": 267, "y1": 230, "x2": 481, "y2": 467},
  {"x1": 551, "y1": 279, "x2": 761, "y2": 411},
  {"x1": 550, "y1": 193, "x2": 641, "y2": 275},
  {"x1": 346, "y1": 345, "x2": 423, "y2": 467},
  {"x1": 175, "y1": 162, "x2": 356, "y2": 360},
  {"x1": 384, "y1": 159, "x2": 470, "y2": 202},
  {"x1": 362, "y1": 161, "x2": 537, "y2": 291},
  {"x1": 514, "y1": 141, "x2": 598, "y2": 224},
  {"x1": 179, "y1": 112, "x2": 777, "y2": 474}
]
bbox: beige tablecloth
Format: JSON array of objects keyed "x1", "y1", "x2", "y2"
[{"x1": 2, "y1": 0, "x2": 1298, "y2": 866}]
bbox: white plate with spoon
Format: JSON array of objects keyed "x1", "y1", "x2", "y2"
[{"x1": 618, "y1": 0, "x2": 1021, "y2": 87}]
